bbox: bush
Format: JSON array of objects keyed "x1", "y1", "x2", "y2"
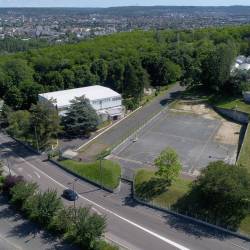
[
  {"x1": 49, "y1": 206, "x2": 75, "y2": 235},
  {"x1": 23, "y1": 189, "x2": 62, "y2": 227},
  {"x1": 10, "y1": 181, "x2": 38, "y2": 209},
  {"x1": 2, "y1": 175, "x2": 24, "y2": 194},
  {"x1": 70, "y1": 207, "x2": 106, "y2": 249}
]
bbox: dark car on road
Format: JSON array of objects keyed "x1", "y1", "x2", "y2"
[{"x1": 62, "y1": 189, "x2": 78, "y2": 201}]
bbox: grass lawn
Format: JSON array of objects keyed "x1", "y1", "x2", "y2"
[
  {"x1": 134, "y1": 169, "x2": 191, "y2": 208},
  {"x1": 240, "y1": 215, "x2": 250, "y2": 236},
  {"x1": 59, "y1": 159, "x2": 121, "y2": 190},
  {"x1": 210, "y1": 96, "x2": 250, "y2": 114},
  {"x1": 237, "y1": 124, "x2": 250, "y2": 172}
]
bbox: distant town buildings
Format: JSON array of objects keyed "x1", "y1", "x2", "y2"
[{"x1": 0, "y1": 7, "x2": 249, "y2": 43}]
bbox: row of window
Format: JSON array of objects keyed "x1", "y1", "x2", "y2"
[{"x1": 92, "y1": 97, "x2": 121, "y2": 105}]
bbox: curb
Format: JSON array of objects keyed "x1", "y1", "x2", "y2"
[
  {"x1": 75, "y1": 105, "x2": 143, "y2": 152},
  {"x1": 133, "y1": 191, "x2": 250, "y2": 242}
]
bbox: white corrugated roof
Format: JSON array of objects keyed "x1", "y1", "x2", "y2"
[
  {"x1": 238, "y1": 63, "x2": 250, "y2": 71},
  {"x1": 39, "y1": 85, "x2": 121, "y2": 108}
]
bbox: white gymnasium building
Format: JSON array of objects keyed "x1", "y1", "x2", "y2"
[{"x1": 38, "y1": 85, "x2": 123, "y2": 120}]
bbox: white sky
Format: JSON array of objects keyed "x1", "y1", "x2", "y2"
[{"x1": 0, "y1": 0, "x2": 249, "y2": 8}]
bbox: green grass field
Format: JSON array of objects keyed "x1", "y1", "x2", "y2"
[
  {"x1": 59, "y1": 159, "x2": 121, "y2": 190},
  {"x1": 211, "y1": 96, "x2": 250, "y2": 114},
  {"x1": 134, "y1": 169, "x2": 191, "y2": 207},
  {"x1": 237, "y1": 124, "x2": 250, "y2": 172}
]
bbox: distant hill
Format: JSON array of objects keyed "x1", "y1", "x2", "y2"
[{"x1": 0, "y1": 6, "x2": 250, "y2": 17}]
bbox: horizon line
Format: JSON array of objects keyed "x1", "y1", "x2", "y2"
[{"x1": 0, "y1": 5, "x2": 250, "y2": 9}]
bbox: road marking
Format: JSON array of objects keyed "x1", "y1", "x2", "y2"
[
  {"x1": 0, "y1": 234, "x2": 22, "y2": 250},
  {"x1": 34, "y1": 171, "x2": 40, "y2": 179},
  {"x1": 0, "y1": 138, "x2": 190, "y2": 250},
  {"x1": 91, "y1": 207, "x2": 102, "y2": 215},
  {"x1": 231, "y1": 243, "x2": 250, "y2": 250}
]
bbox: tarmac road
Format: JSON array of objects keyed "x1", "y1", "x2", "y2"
[{"x1": 1, "y1": 133, "x2": 250, "y2": 250}]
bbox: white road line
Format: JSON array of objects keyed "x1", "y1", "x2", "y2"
[
  {"x1": 91, "y1": 207, "x2": 102, "y2": 215},
  {"x1": 34, "y1": 171, "x2": 41, "y2": 179},
  {"x1": 231, "y1": 243, "x2": 250, "y2": 250},
  {"x1": 0, "y1": 140, "x2": 189, "y2": 250}
]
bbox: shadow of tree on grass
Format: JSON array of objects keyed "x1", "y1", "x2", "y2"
[{"x1": 135, "y1": 177, "x2": 169, "y2": 201}]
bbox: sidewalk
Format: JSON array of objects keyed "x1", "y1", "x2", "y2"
[{"x1": 0, "y1": 196, "x2": 79, "y2": 250}]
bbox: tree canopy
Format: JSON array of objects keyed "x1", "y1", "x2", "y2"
[
  {"x1": 0, "y1": 25, "x2": 249, "y2": 110},
  {"x1": 62, "y1": 96, "x2": 99, "y2": 137},
  {"x1": 174, "y1": 161, "x2": 250, "y2": 230}
]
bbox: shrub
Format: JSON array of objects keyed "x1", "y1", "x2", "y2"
[
  {"x1": 23, "y1": 189, "x2": 62, "y2": 227},
  {"x1": 10, "y1": 181, "x2": 38, "y2": 209},
  {"x1": 70, "y1": 207, "x2": 106, "y2": 249},
  {"x1": 2, "y1": 175, "x2": 24, "y2": 194}
]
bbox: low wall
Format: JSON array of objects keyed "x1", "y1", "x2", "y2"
[
  {"x1": 132, "y1": 189, "x2": 250, "y2": 241},
  {"x1": 214, "y1": 106, "x2": 249, "y2": 124},
  {"x1": 50, "y1": 159, "x2": 121, "y2": 193},
  {"x1": 237, "y1": 122, "x2": 250, "y2": 164}
]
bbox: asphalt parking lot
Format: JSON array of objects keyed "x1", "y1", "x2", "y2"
[{"x1": 111, "y1": 110, "x2": 240, "y2": 177}]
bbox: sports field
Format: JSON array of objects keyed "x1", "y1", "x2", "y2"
[{"x1": 111, "y1": 101, "x2": 241, "y2": 177}]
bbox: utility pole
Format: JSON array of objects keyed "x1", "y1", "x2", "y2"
[{"x1": 34, "y1": 125, "x2": 39, "y2": 153}]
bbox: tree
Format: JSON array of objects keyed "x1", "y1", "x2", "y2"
[
  {"x1": 62, "y1": 96, "x2": 99, "y2": 137},
  {"x1": 201, "y1": 42, "x2": 236, "y2": 92},
  {"x1": 72, "y1": 207, "x2": 106, "y2": 249},
  {"x1": 91, "y1": 59, "x2": 108, "y2": 84},
  {"x1": 7, "y1": 110, "x2": 31, "y2": 140},
  {"x1": 3, "y1": 85, "x2": 23, "y2": 109},
  {"x1": 154, "y1": 147, "x2": 181, "y2": 184},
  {"x1": 10, "y1": 181, "x2": 38, "y2": 209},
  {"x1": 49, "y1": 206, "x2": 75, "y2": 234},
  {"x1": 23, "y1": 189, "x2": 62, "y2": 227},
  {"x1": 30, "y1": 101, "x2": 61, "y2": 151},
  {"x1": 175, "y1": 161, "x2": 250, "y2": 230}
]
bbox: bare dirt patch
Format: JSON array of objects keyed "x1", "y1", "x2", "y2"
[
  {"x1": 214, "y1": 121, "x2": 241, "y2": 145},
  {"x1": 171, "y1": 100, "x2": 220, "y2": 120}
]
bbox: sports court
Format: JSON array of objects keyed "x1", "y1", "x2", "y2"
[{"x1": 111, "y1": 102, "x2": 241, "y2": 176}]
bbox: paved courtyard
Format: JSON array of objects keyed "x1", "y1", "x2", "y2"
[{"x1": 110, "y1": 103, "x2": 241, "y2": 177}]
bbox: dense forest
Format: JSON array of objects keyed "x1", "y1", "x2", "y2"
[
  {"x1": 0, "y1": 38, "x2": 50, "y2": 54},
  {"x1": 0, "y1": 25, "x2": 250, "y2": 110}
]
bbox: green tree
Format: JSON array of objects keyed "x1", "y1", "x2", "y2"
[
  {"x1": 7, "y1": 110, "x2": 31, "y2": 140},
  {"x1": 62, "y1": 69, "x2": 75, "y2": 89},
  {"x1": 91, "y1": 59, "x2": 108, "y2": 84},
  {"x1": 49, "y1": 206, "x2": 75, "y2": 234},
  {"x1": 201, "y1": 43, "x2": 236, "y2": 92},
  {"x1": 175, "y1": 161, "x2": 250, "y2": 229},
  {"x1": 62, "y1": 96, "x2": 99, "y2": 137},
  {"x1": 23, "y1": 189, "x2": 62, "y2": 227},
  {"x1": 10, "y1": 181, "x2": 38, "y2": 209},
  {"x1": 72, "y1": 207, "x2": 106, "y2": 249},
  {"x1": 3, "y1": 59, "x2": 34, "y2": 86},
  {"x1": 155, "y1": 147, "x2": 181, "y2": 184},
  {"x1": 30, "y1": 101, "x2": 61, "y2": 151},
  {"x1": 3, "y1": 85, "x2": 23, "y2": 109}
]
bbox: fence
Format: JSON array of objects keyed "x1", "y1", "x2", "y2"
[{"x1": 132, "y1": 184, "x2": 250, "y2": 241}]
